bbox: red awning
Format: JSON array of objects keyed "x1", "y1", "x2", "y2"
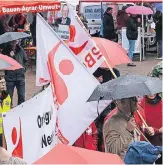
[
  {"x1": 0, "y1": 0, "x2": 61, "y2": 15},
  {"x1": 79, "y1": 0, "x2": 162, "y2": 2}
]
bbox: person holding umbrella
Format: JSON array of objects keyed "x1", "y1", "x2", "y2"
[
  {"x1": 126, "y1": 14, "x2": 140, "y2": 66},
  {"x1": 88, "y1": 75, "x2": 162, "y2": 160},
  {"x1": 103, "y1": 97, "x2": 139, "y2": 161},
  {"x1": 2, "y1": 40, "x2": 27, "y2": 106}
]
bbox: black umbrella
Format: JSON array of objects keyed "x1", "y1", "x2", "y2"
[{"x1": 87, "y1": 75, "x2": 162, "y2": 102}]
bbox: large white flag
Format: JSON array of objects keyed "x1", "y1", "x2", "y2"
[
  {"x1": 36, "y1": 3, "x2": 104, "y2": 86},
  {"x1": 3, "y1": 86, "x2": 57, "y2": 164},
  {"x1": 36, "y1": 14, "x2": 109, "y2": 145}
]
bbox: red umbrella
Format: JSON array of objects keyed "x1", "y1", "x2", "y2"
[
  {"x1": 93, "y1": 37, "x2": 131, "y2": 68},
  {"x1": 125, "y1": 6, "x2": 153, "y2": 15},
  {"x1": 34, "y1": 144, "x2": 124, "y2": 164},
  {"x1": 0, "y1": 54, "x2": 23, "y2": 70}
]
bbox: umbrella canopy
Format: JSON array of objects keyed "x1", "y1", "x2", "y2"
[
  {"x1": 93, "y1": 37, "x2": 131, "y2": 68},
  {"x1": 0, "y1": 54, "x2": 23, "y2": 70},
  {"x1": 125, "y1": 6, "x2": 153, "y2": 15},
  {"x1": 0, "y1": 32, "x2": 30, "y2": 45},
  {"x1": 87, "y1": 75, "x2": 162, "y2": 102},
  {"x1": 34, "y1": 144, "x2": 123, "y2": 164}
]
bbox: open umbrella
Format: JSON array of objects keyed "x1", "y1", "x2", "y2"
[
  {"x1": 125, "y1": 6, "x2": 153, "y2": 15},
  {"x1": 93, "y1": 37, "x2": 131, "y2": 68},
  {"x1": 0, "y1": 32, "x2": 30, "y2": 44},
  {"x1": 87, "y1": 75, "x2": 162, "y2": 102},
  {"x1": 34, "y1": 144, "x2": 123, "y2": 164},
  {"x1": 0, "y1": 54, "x2": 23, "y2": 70}
]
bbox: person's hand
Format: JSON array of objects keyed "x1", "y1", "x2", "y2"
[
  {"x1": 10, "y1": 51, "x2": 15, "y2": 57},
  {"x1": 145, "y1": 127, "x2": 155, "y2": 136},
  {"x1": 137, "y1": 18, "x2": 141, "y2": 23},
  {"x1": 126, "y1": 118, "x2": 137, "y2": 132},
  {"x1": 159, "y1": 127, "x2": 163, "y2": 134}
]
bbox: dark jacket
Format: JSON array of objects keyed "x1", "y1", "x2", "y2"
[
  {"x1": 3, "y1": 44, "x2": 27, "y2": 81},
  {"x1": 103, "y1": 12, "x2": 115, "y2": 40},
  {"x1": 126, "y1": 16, "x2": 139, "y2": 40},
  {"x1": 155, "y1": 15, "x2": 162, "y2": 41},
  {"x1": 54, "y1": 17, "x2": 71, "y2": 27}
]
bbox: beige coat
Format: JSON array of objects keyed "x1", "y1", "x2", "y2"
[{"x1": 103, "y1": 110, "x2": 139, "y2": 161}]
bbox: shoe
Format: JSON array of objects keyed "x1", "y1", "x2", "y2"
[{"x1": 127, "y1": 63, "x2": 136, "y2": 67}]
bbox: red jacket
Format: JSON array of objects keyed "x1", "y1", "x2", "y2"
[
  {"x1": 73, "y1": 122, "x2": 98, "y2": 151},
  {"x1": 138, "y1": 97, "x2": 162, "y2": 134}
]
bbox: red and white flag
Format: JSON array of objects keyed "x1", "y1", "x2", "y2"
[
  {"x1": 67, "y1": 5, "x2": 104, "y2": 73},
  {"x1": 36, "y1": 14, "x2": 108, "y2": 145},
  {"x1": 36, "y1": 4, "x2": 104, "y2": 86}
]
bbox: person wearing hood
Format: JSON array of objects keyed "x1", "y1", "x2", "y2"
[
  {"x1": 103, "y1": 97, "x2": 140, "y2": 161},
  {"x1": 103, "y1": 7, "x2": 116, "y2": 41}
]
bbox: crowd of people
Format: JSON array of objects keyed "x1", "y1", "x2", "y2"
[
  {"x1": 73, "y1": 62, "x2": 162, "y2": 164},
  {"x1": 0, "y1": 2, "x2": 162, "y2": 164}
]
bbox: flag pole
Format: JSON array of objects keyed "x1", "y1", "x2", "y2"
[{"x1": 103, "y1": 57, "x2": 117, "y2": 78}]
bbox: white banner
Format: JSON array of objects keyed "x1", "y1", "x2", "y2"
[
  {"x1": 3, "y1": 86, "x2": 57, "y2": 164},
  {"x1": 36, "y1": 14, "x2": 108, "y2": 145}
]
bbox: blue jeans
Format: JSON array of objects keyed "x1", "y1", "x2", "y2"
[
  {"x1": 128, "y1": 40, "x2": 136, "y2": 60},
  {"x1": 6, "y1": 80, "x2": 25, "y2": 106}
]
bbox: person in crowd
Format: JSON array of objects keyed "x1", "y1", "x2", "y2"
[
  {"x1": 79, "y1": 13, "x2": 88, "y2": 29},
  {"x1": 103, "y1": 97, "x2": 140, "y2": 161},
  {"x1": 0, "y1": 15, "x2": 10, "y2": 35},
  {"x1": 126, "y1": 14, "x2": 140, "y2": 66},
  {"x1": 2, "y1": 40, "x2": 27, "y2": 106},
  {"x1": 30, "y1": 13, "x2": 44, "y2": 46},
  {"x1": 138, "y1": 93, "x2": 162, "y2": 146},
  {"x1": 154, "y1": 11, "x2": 162, "y2": 59},
  {"x1": 8, "y1": 13, "x2": 27, "y2": 31},
  {"x1": 103, "y1": 7, "x2": 116, "y2": 41},
  {"x1": 73, "y1": 67, "x2": 120, "y2": 152},
  {"x1": 0, "y1": 147, "x2": 27, "y2": 164},
  {"x1": 0, "y1": 73, "x2": 11, "y2": 147},
  {"x1": 99, "y1": 20, "x2": 104, "y2": 37},
  {"x1": 55, "y1": 4, "x2": 71, "y2": 27}
]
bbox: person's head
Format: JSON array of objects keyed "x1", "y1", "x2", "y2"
[
  {"x1": 62, "y1": 4, "x2": 69, "y2": 19},
  {"x1": 93, "y1": 67, "x2": 120, "y2": 84},
  {"x1": 115, "y1": 97, "x2": 138, "y2": 116},
  {"x1": 9, "y1": 40, "x2": 20, "y2": 51},
  {"x1": 146, "y1": 93, "x2": 161, "y2": 105},
  {"x1": 0, "y1": 71, "x2": 6, "y2": 92},
  {"x1": 106, "y1": 7, "x2": 113, "y2": 15},
  {"x1": 0, "y1": 77, "x2": 6, "y2": 92}
]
